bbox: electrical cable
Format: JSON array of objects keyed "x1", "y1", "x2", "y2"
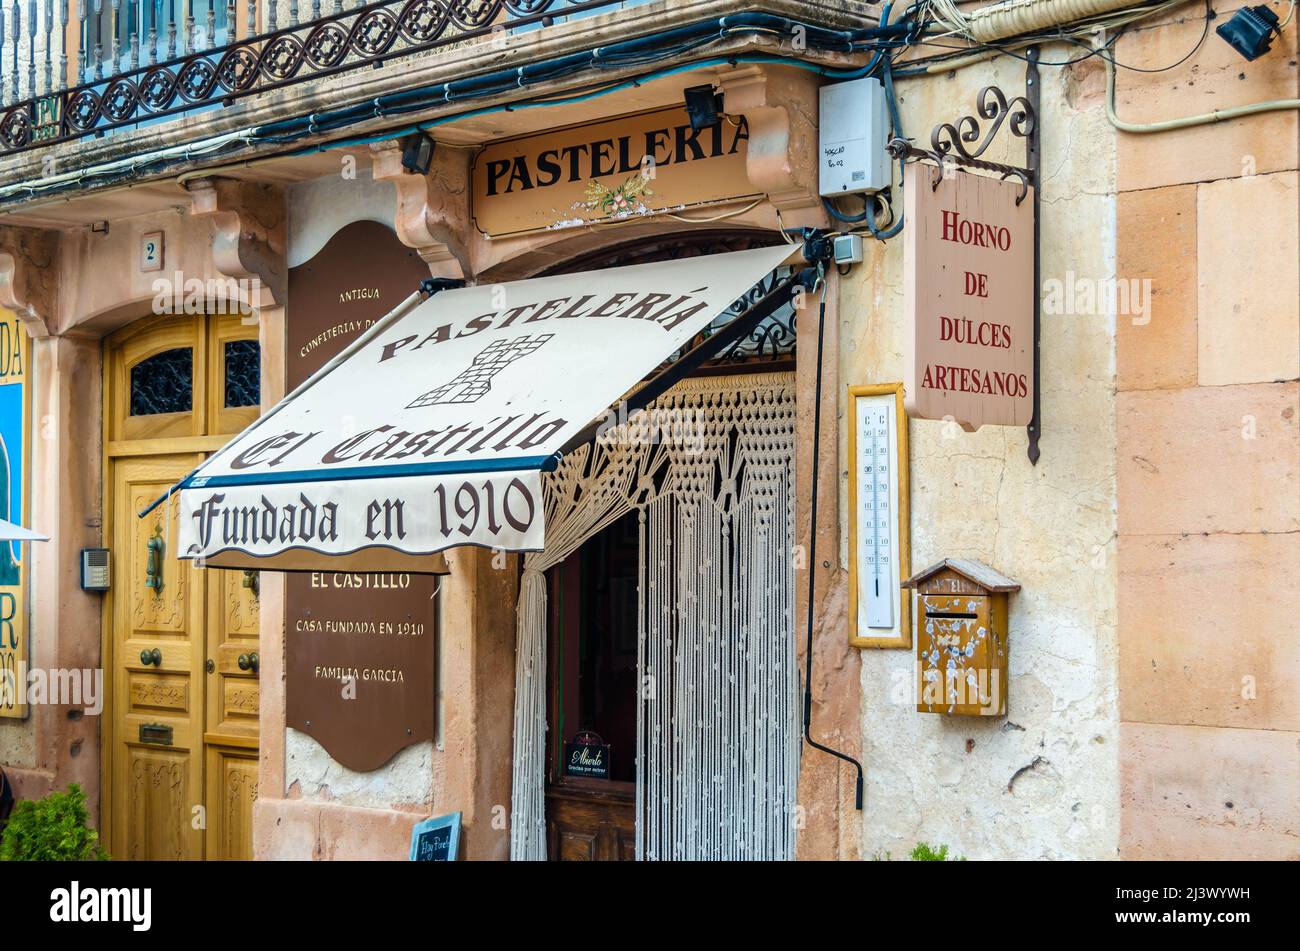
[{"x1": 800, "y1": 263, "x2": 865, "y2": 813}]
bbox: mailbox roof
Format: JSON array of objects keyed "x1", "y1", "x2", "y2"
[{"x1": 902, "y1": 558, "x2": 1021, "y2": 592}]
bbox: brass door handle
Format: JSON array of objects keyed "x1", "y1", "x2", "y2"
[
  {"x1": 237, "y1": 652, "x2": 260, "y2": 673},
  {"x1": 139, "y1": 648, "x2": 162, "y2": 667},
  {"x1": 144, "y1": 524, "x2": 165, "y2": 596}
]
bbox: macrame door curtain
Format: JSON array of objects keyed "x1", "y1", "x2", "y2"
[{"x1": 511, "y1": 374, "x2": 800, "y2": 861}]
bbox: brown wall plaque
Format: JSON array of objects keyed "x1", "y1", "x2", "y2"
[{"x1": 285, "y1": 219, "x2": 439, "y2": 771}]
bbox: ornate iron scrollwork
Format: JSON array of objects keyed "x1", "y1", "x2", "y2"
[
  {"x1": 0, "y1": 0, "x2": 626, "y2": 158},
  {"x1": 930, "y1": 86, "x2": 1035, "y2": 162},
  {"x1": 887, "y1": 83, "x2": 1037, "y2": 205}
]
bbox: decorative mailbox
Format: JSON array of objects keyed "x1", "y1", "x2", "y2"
[{"x1": 902, "y1": 558, "x2": 1019, "y2": 717}]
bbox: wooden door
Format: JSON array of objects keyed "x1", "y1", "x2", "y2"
[
  {"x1": 546, "y1": 779, "x2": 636, "y2": 861},
  {"x1": 104, "y1": 313, "x2": 261, "y2": 860}
]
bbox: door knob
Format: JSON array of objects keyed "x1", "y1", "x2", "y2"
[
  {"x1": 139, "y1": 648, "x2": 162, "y2": 667},
  {"x1": 238, "y1": 652, "x2": 259, "y2": 673}
]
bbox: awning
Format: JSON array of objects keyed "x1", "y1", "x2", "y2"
[
  {"x1": 154, "y1": 244, "x2": 798, "y2": 573},
  {"x1": 0, "y1": 517, "x2": 47, "y2": 542}
]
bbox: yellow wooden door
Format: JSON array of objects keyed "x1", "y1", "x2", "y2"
[{"x1": 104, "y1": 313, "x2": 261, "y2": 860}]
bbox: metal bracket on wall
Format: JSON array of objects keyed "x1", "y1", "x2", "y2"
[{"x1": 885, "y1": 50, "x2": 1044, "y2": 464}]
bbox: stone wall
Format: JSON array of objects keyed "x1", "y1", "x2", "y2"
[
  {"x1": 841, "y1": 52, "x2": 1121, "y2": 860},
  {"x1": 1113, "y1": 2, "x2": 1300, "y2": 860}
]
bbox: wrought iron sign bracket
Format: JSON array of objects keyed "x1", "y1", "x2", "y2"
[{"x1": 886, "y1": 49, "x2": 1044, "y2": 464}]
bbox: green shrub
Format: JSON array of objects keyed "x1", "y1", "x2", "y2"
[
  {"x1": 910, "y1": 841, "x2": 963, "y2": 861},
  {"x1": 0, "y1": 783, "x2": 108, "y2": 861}
]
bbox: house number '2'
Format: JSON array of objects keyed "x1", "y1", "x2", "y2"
[{"x1": 141, "y1": 232, "x2": 164, "y2": 272}]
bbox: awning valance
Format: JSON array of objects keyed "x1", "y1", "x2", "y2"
[{"x1": 156, "y1": 244, "x2": 796, "y2": 573}]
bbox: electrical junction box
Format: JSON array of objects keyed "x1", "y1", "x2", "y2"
[
  {"x1": 819, "y1": 77, "x2": 891, "y2": 197},
  {"x1": 833, "y1": 234, "x2": 863, "y2": 265}
]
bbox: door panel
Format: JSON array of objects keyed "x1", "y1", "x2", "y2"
[
  {"x1": 203, "y1": 560, "x2": 260, "y2": 861},
  {"x1": 545, "y1": 779, "x2": 635, "y2": 862},
  {"x1": 111, "y1": 456, "x2": 206, "y2": 860},
  {"x1": 206, "y1": 567, "x2": 260, "y2": 740},
  {"x1": 206, "y1": 747, "x2": 258, "y2": 861}
]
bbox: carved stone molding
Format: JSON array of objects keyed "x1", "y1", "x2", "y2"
[
  {"x1": 187, "y1": 177, "x2": 288, "y2": 309},
  {"x1": 719, "y1": 66, "x2": 827, "y2": 223},
  {"x1": 0, "y1": 226, "x2": 58, "y2": 336},
  {"x1": 370, "y1": 142, "x2": 472, "y2": 281}
]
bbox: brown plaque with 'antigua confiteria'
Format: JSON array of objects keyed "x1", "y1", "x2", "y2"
[
  {"x1": 285, "y1": 220, "x2": 439, "y2": 771},
  {"x1": 472, "y1": 105, "x2": 757, "y2": 237},
  {"x1": 903, "y1": 170, "x2": 1034, "y2": 430}
]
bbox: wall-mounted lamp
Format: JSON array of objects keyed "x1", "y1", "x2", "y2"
[
  {"x1": 683, "y1": 84, "x2": 724, "y2": 132},
  {"x1": 1216, "y1": 5, "x2": 1281, "y2": 61},
  {"x1": 400, "y1": 133, "x2": 436, "y2": 175}
]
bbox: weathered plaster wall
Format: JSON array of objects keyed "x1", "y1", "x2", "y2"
[
  {"x1": 273, "y1": 176, "x2": 438, "y2": 826},
  {"x1": 260, "y1": 175, "x2": 519, "y2": 860},
  {"x1": 277, "y1": 176, "x2": 437, "y2": 813},
  {"x1": 1113, "y1": 3, "x2": 1300, "y2": 860},
  {"x1": 287, "y1": 171, "x2": 397, "y2": 269},
  {"x1": 843, "y1": 54, "x2": 1120, "y2": 860}
]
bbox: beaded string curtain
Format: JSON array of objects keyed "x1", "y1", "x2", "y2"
[{"x1": 510, "y1": 372, "x2": 799, "y2": 861}]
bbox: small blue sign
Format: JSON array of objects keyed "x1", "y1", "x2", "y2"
[{"x1": 409, "y1": 811, "x2": 461, "y2": 862}]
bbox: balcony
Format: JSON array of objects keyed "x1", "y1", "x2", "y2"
[
  {"x1": 0, "y1": 0, "x2": 873, "y2": 220},
  {"x1": 0, "y1": 0, "x2": 668, "y2": 158}
]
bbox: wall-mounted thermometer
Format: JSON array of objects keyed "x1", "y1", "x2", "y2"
[{"x1": 849, "y1": 385, "x2": 910, "y2": 648}]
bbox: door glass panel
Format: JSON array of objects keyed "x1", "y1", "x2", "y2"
[
  {"x1": 223, "y1": 340, "x2": 261, "y2": 409},
  {"x1": 130, "y1": 348, "x2": 193, "y2": 416}
]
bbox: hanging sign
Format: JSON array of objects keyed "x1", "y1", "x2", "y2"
[
  {"x1": 903, "y1": 171, "x2": 1034, "y2": 429},
  {"x1": 284, "y1": 220, "x2": 439, "y2": 772},
  {"x1": 472, "y1": 106, "x2": 757, "y2": 237},
  {"x1": 563, "y1": 731, "x2": 612, "y2": 780},
  {"x1": 0, "y1": 310, "x2": 29, "y2": 719}
]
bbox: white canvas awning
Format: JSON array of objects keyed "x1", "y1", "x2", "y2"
[
  {"x1": 0, "y1": 517, "x2": 47, "y2": 542},
  {"x1": 156, "y1": 244, "x2": 796, "y2": 573}
]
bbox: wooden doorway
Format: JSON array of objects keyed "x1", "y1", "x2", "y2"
[
  {"x1": 102, "y1": 313, "x2": 261, "y2": 860},
  {"x1": 544, "y1": 510, "x2": 640, "y2": 861}
]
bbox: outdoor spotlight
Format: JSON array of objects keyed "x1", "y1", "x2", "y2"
[
  {"x1": 1215, "y1": 5, "x2": 1281, "y2": 61},
  {"x1": 683, "y1": 84, "x2": 724, "y2": 132},
  {"x1": 400, "y1": 133, "x2": 436, "y2": 175}
]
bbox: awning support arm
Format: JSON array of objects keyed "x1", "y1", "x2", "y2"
[{"x1": 138, "y1": 277, "x2": 466, "y2": 518}]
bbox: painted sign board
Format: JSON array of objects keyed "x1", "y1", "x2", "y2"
[
  {"x1": 903, "y1": 171, "x2": 1034, "y2": 429},
  {"x1": 284, "y1": 220, "x2": 439, "y2": 771},
  {"x1": 409, "y1": 811, "x2": 461, "y2": 861},
  {"x1": 472, "y1": 106, "x2": 757, "y2": 237},
  {"x1": 0, "y1": 309, "x2": 30, "y2": 719}
]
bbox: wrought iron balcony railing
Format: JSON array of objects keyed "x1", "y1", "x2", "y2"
[{"x1": 0, "y1": 0, "x2": 635, "y2": 159}]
